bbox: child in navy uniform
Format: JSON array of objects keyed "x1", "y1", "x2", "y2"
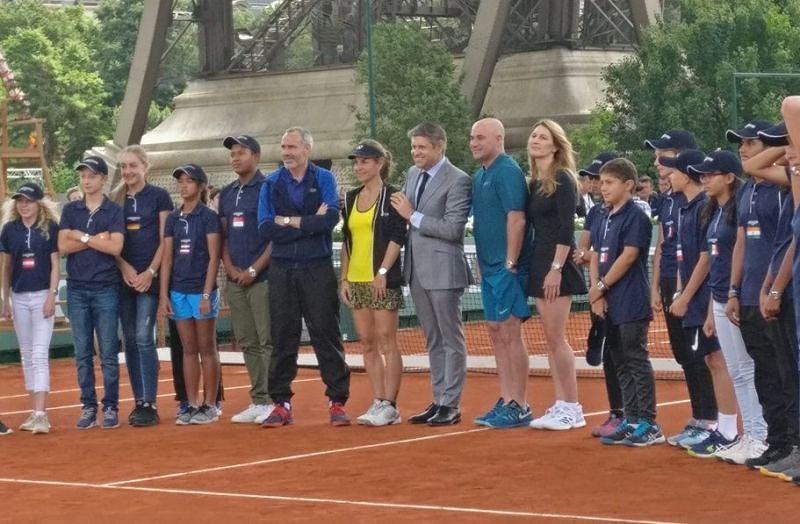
[{"x1": 588, "y1": 158, "x2": 661, "y2": 447}]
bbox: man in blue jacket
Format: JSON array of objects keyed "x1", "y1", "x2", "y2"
[{"x1": 257, "y1": 126, "x2": 351, "y2": 427}]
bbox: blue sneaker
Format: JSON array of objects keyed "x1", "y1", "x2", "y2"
[
  {"x1": 623, "y1": 420, "x2": 665, "y2": 447},
  {"x1": 687, "y1": 430, "x2": 738, "y2": 458},
  {"x1": 102, "y1": 407, "x2": 120, "y2": 429},
  {"x1": 600, "y1": 419, "x2": 635, "y2": 445},
  {"x1": 484, "y1": 400, "x2": 532, "y2": 429},
  {"x1": 474, "y1": 398, "x2": 504, "y2": 426},
  {"x1": 177, "y1": 400, "x2": 190, "y2": 418},
  {"x1": 679, "y1": 427, "x2": 712, "y2": 450},
  {"x1": 76, "y1": 406, "x2": 97, "y2": 430}
]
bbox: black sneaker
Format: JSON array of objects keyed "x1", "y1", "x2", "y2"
[
  {"x1": 132, "y1": 403, "x2": 161, "y2": 427},
  {"x1": 745, "y1": 445, "x2": 791, "y2": 469},
  {"x1": 128, "y1": 400, "x2": 145, "y2": 425},
  {"x1": 0, "y1": 419, "x2": 12, "y2": 435}
]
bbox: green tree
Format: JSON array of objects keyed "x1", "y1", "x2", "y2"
[
  {"x1": 600, "y1": 0, "x2": 800, "y2": 172},
  {"x1": 354, "y1": 23, "x2": 473, "y2": 182}
]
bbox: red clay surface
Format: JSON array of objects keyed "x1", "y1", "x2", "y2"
[{"x1": 0, "y1": 359, "x2": 796, "y2": 523}]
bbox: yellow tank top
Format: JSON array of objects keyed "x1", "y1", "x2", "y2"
[{"x1": 346, "y1": 194, "x2": 377, "y2": 282}]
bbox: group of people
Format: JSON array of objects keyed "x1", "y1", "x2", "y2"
[{"x1": 2, "y1": 102, "x2": 800, "y2": 485}]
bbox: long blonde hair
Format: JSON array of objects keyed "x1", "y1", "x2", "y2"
[
  {"x1": 528, "y1": 119, "x2": 578, "y2": 197},
  {"x1": 111, "y1": 145, "x2": 151, "y2": 205},
  {"x1": 1, "y1": 195, "x2": 60, "y2": 240}
]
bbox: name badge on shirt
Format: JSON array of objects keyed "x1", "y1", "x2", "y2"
[
  {"x1": 665, "y1": 220, "x2": 674, "y2": 239},
  {"x1": 709, "y1": 239, "x2": 719, "y2": 257},
  {"x1": 21, "y1": 252, "x2": 35, "y2": 270},
  {"x1": 676, "y1": 244, "x2": 683, "y2": 262},
  {"x1": 127, "y1": 216, "x2": 142, "y2": 231},
  {"x1": 232, "y1": 212, "x2": 245, "y2": 228},
  {"x1": 746, "y1": 220, "x2": 760, "y2": 240},
  {"x1": 179, "y1": 238, "x2": 191, "y2": 256},
  {"x1": 599, "y1": 246, "x2": 609, "y2": 264}
]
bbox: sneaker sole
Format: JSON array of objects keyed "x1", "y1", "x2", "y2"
[
  {"x1": 190, "y1": 417, "x2": 219, "y2": 425},
  {"x1": 687, "y1": 449, "x2": 717, "y2": 458},
  {"x1": 331, "y1": 420, "x2": 351, "y2": 427},
  {"x1": 623, "y1": 436, "x2": 666, "y2": 447},
  {"x1": 359, "y1": 417, "x2": 402, "y2": 427},
  {"x1": 541, "y1": 421, "x2": 588, "y2": 431},
  {"x1": 231, "y1": 417, "x2": 258, "y2": 423},
  {"x1": 600, "y1": 438, "x2": 628, "y2": 446},
  {"x1": 759, "y1": 467, "x2": 787, "y2": 478},
  {"x1": 102, "y1": 423, "x2": 120, "y2": 429},
  {"x1": 262, "y1": 420, "x2": 293, "y2": 428},
  {"x1": 76, "y1": 423, "x2": 97, "y2": 430},
  {"x1": 486, "y1": 420, "x2": 531, "y2": 429}
]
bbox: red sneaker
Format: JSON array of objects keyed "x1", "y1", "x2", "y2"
[
  {"x1": 329, "y1": 402, "x2": 351, "y2": 427},
  {"x1": 592, "y1": 414, "x2": 622, "y2": 438},
  {"x1": 261, "y1": 404, "x2": 293, "y2": 428}
]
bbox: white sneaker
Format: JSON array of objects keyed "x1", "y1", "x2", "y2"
[
  {"x1": 32, "y1": 413, "x2": 50, "y2": 435},
  {"x1": 541, "y1": 403, "x2": 586, "y2": 431},
  {"x1": 746, "y1": 437, "x2": 768, "y2": 463},
  {"x1": 357, "y1": 400, "x2": 382, "y2": 425},
  {"x1": 529, "y1": 405, "x2": 556, "y2": 429},
  {"x1": 231, "y1": 403, "x2": 271, "y2": 424},
  {"x1": 358, "y1": 400, "x2": 401, "y2": 426},
  {"x1": 253, "y1": 404, "x2": 275, "y2": 424},
  {"x1": 19, "y1": 413, "x2": 36, "y2": 432}
]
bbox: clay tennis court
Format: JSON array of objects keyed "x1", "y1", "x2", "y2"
[{"x1": 0, "y1": 357, "x2": 796, "y2": 523}]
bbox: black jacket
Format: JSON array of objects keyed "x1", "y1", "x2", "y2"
[{"x1": 341, "y1": 184, "x2": 407, "y2": 289}]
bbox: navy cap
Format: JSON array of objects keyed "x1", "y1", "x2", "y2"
[
  {"x1": 585, "y1": 314, "x2": 607, "y2": 367},
  {"x1": 688, "y1": 150, "x2": 743, "y2": 178},
  {"x1": 347, "y1": 142, "x2": 384, "y2": 160},
  {"x1": 12, "y1": 182, "x2": 44, "y2": 202},
  {"x1": 75, "y1": 155, "x2": 108, "y2": 176},
  {"x1": 172, "y1": 163, "x2": 208, "y2": 185},
  {"x1": 657, "y1": 149, "x2": 707, "y2": 176},
  {"x1": 725, "y1": 120, "x2": 773, "y2": 143},
  {"x1": 578, "y1": 152, "x2": 619, "y2": 178},
  {"x1": 223, "y1": 135, "x2": 261, "y2": 155},
  {"x1": 757, "y1": 122, "x2": 789, "y2": 147},
  {"x1": 644, "y1": 129, "x2": 697, "y2": 151}
]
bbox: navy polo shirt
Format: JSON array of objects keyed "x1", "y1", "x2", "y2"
[
  {"x1": 122, "y1": 184, "x2": 174, "y2": 287},
  {"x1": 583, "y1": 203, "x2": 606, "y2": 236},
  {"x1": 771, "y1": 191, "x2": 793, "y2": 299},
  {"x1": 0, "y1": 220, "x2": 59, "y2": 293},
  {"x1": 738, "y1": 179, "x2": 782, "y2": 306},
  {"x1": 592, "y1": 199, "x2": 652, "y2": 326},
  {"x1": 656, "y1": 191, "x2": 686, "y2": 279},
  {"x1": 164, "y1": 203, "x2": 220, "y2": 294},
  {"x1": 218, "y1": 171, "x2": 269, "y2": 283},
  {"x1": 677, "y1": 192, "x2": 710, "y2": 327},
  {"x1": 60, "y1": 197, "x2": 125, "y2": 290},
  {"x1": 706, "y1": 202, "x2": 736, "y2": 304}
]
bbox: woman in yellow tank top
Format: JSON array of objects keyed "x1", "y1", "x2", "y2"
[{"x1": 340, "y1": 139, "x2": 408, "y2": 426}]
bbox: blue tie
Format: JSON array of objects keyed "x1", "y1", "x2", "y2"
[{"x1": 416, "y1": 171, "x2": 430, "y2": 206}]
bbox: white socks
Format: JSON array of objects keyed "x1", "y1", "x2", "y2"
[{"x1": 717, "y1": 412, "x2": 738, "y2": 441}]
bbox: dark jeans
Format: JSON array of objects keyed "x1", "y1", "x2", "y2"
[
  {"x1": 740, "y1": 302, "x2": 800, "y2": 447},
  {"x1": 268, "y1": 262, "x2": 351, "y2": 404},
  {"x1": 606, "y1": 319, "x2": 657, "y2": 422},
  {"x1": 168, "y1": 319, "x2": 224, "y2": 403},
  {"x1": 120, "y1": 287, "x2": 160, "y2": 403},
  {"x1": 660, "y1": 276, "x2": 717, "y2": 420}
]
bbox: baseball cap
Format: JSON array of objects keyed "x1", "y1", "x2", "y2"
[
  {"x1": 172, "y1": 163, "x2": 208, "y2": 185},
  {"x1": 688, "y1": 150, "x2": 743, "y2": 177},
  {"x1": 223, "y1": 135, "x2": 261, "y2": 155},
  {"x1": 657, "y1": 149, "x2": 707, "y2": 175},
  {"x1": 578, "y1": 152, "x2": 619, "y2": 178},
  {"x1": 75, "y1": 156, "x2": 108, "y2": 176},
  {"x1": 585, "y1": 314, "x2": 607, "y2": 367},
  {"x1": 347, "y1": 142, "x2": 384, "y2": 159},
  {"x1": 644, "y1": 129, "x2": 697, "y2": 151},
  {"x1": 725, "y1": 120, "x2": 773, "y2": 143},
  {"x1": 12, "y1": 182, "x2": 44, "y2": 202},
  {"x1": 757, "y1": 122, "x2": 789, "y2": 147}
]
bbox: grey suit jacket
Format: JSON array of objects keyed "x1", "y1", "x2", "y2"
[{"x1": 403, "y1": 159, "x2": 473, "y2": 290}]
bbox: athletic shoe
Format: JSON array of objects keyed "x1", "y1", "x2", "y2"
[
  {"x1": 716, "y1": 434, "x2": 751, "y2": 464},
  {"x1": 262, "y1": 403, "x2": 293, "y2": 428},
  {"x1": 687, "y1": 430, "x2": 738, "y2": 458},
  {"x1": 176, "y1": 400, "x2": 190, "y2": 418},
  {"x1": 357, "y1": 400, "x2": 401, "y2": 426},
  {"x1": 485, "y1": 400, "x2": 532, "y2": 429},
  {"x1": 745, "y1": 444, "x2": 792, "y2": 470},
  {"x1": 132, "y1": 403, "x2": 160, "y2": 427},
  {"x1": 76, "y1": 407, "x2": 97, "y2": 430},
  {"x1": 254, "y1": 404, "x2": 275, "y2": 424},
  {"x1": 190, "y1": 405, "x2": 219, "y2": 425},
  {"x1": 591, "y1": 414, "x2": 623, "y2": 438},
  {"x1": 474, "y1": 398, "x2": 504, "y2": 426},
  {"x1": 0, "y1": 419, "x2": 12, "y2": 435},
  {"x1": 19, "y1": 413, "x2": 36, "y2": 432},
  {"x1": 215, "y1": 401, "x2": 223, "y2": 417},
  {"x1": 623, "y1": 421, "x2": 665, "y2": 447},
  {"x1": 529, "y1": 404, "x2": 556, "y2": 430},
  {"x1": 329, "y1": 402, "x2": 351, "y2": 426},
  {"x1": 128, "y1": 400, "x2": 144, "y2": 425},
  {"x1": 540, "y1": 403, "x2": 587, "y2": 431},
  {"x1": 357, "y1": 400, "x2": 382, "y2": 425},
  {"x1": 761, "y1": 446, "x2": 800, "y2": 478},
  {"x1": 32, "y1": 413, "x2": 50, "y2": 435},
  {"x1": 679, "y1": 427, "x2": 712, "y2": 450},
  {"x1": 600, "y1": 419, "x2": 635, "y2": 445},
  {"x1": 231, "y1": 403, "x2": 272, "y2": 424},
  {"x1": 175, "y1": 406, "x2": 198, "y2": 426},
  {"x1": 102, "y1": 407, "x2": 120, "y2": 429}
]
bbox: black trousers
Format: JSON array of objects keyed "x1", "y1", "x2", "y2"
[
  {"x1": 169, "y1": 319, "x2": 225, "y2": 403},
  {"x1": 606, "y1": 319, "x2": 657, "y2": 422},
  {"x1": 740, "y1": 302, "x2": 800, "y2": 447},
  {"x1": 268, "y1": 262, "x2": 351, "y2": 404},
  {"x1": 601, "y1": 321, "x2": 624, "y2": 416},
  {"x1": 660, "y1": 276, "x2": 717, "y2": 420}
]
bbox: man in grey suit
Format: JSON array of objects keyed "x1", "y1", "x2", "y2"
[{"x1": 390, "y1": 122, "x2": 472, "y2": 426}]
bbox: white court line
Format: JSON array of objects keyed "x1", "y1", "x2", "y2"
[
  {"x1": 0, "y1": 378, "x2": 320, "y2": 416},
  {"x1": 0, "y1": 478, "x2": 687, "y2": 524},
  {"x1": 0, "y1": 377, "x2": 179, "y2": 401},
  {"x1": 103, "y1": 398, "x2": 691, "y2": 487}
]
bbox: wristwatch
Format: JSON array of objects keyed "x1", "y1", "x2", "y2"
[
  {"x1": 283, "y1": 216, "x2": 291, "y2": 225},
  {"x1": 248, "y1": 266, "x2": 257, "y2": 278},
  {"x1": 377, "y1": 267, "x2": 388, "y2": 276},
  {"x1": 551, "y1": 262, "x2": 563, "y2": 272},
  {"x1": 201, "y1": 293, "x2": 210, "y2": 300},
  {"x1": 147, "y1": 267, "x2": 157, "y2": 277},
  {"x1": 595, "y1": 280, "x2": 607, "y2": 292},
  {"x1": 769, "y1": 289, "x2": 782, "y2": 301},
  {"x1": 727, "y1": 287, "x2": 740, "y2": 299},
  {"x1": 80, "y1": 233, "x2": 90, "y2": 244},
  {"x1": 505, "y1": 259, "x2": 517, "y2": 270},
  {"x1": 51, "y1": 288, "x2": 59, "y2": 296}
]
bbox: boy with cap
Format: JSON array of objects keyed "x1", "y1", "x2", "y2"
[
  {"x1": 218, "y1": 135, "x2": 275, "y2": 424},
  {"x1": 58, "y1": 156, "x2": 125, "y2": 429}
]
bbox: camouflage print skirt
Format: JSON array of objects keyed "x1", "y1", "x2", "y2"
[{"x1": 348, "y1": 281, "x2": 404, "y2": 311}]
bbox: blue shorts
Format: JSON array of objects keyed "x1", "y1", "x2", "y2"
[
  {"x1": 170, "y1": 289, "x2": 220, "y2": 321},
  {"x1": 481, "y1": 269, "x2": 531, "y2": 322}
]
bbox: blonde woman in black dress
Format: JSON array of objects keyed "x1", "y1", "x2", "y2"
[{"x1": 525, "y1": 119, "x2": 588, "y2": 431}]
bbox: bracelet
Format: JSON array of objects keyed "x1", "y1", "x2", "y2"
[
  {"x1": 672, "y1": 290, "x2": 682, "y2": 301},
  {"x1": 727, "y1": 287, "x2": 740, "y2": 299},
  {"x1": 769, "y1": 289, "x2": 782, "y2": 301},
  {"x1": 201, "y1": 293, "x2": 210, "y2": 300}
]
